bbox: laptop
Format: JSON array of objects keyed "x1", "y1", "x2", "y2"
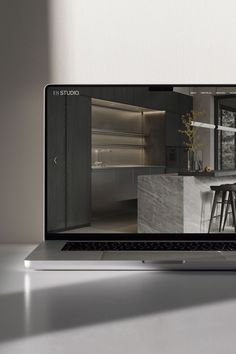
[{"x1": 25, "y1": 84, "x2": 236, "y2": 270}]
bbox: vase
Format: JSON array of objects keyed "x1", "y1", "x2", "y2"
[
  {"x1": 187, "y1": 150, "x2": 203, "y2": 172},
  {"x1": 194, "y1": 150, "x2": 203, "y2": 171},
  {"x1": 187, "y1": 150, "x2": 195, "y2": 171}
]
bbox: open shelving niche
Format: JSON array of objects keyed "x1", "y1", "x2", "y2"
[
  {"x1": 91, "y1": 98, "x2": 164, "y2": 165},
  {"x1": 92, "y1": 128, "x2": 146, "y2": 149}
]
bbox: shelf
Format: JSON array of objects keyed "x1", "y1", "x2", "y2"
[
  {"x1": 92, "y1": 144, "x2": 145, "y2": 149},
  {"x1": 92, "y1": 128, "x2": 145, "y2": 138}
]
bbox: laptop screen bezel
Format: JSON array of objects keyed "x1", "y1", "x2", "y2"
[{"x1": 45, "y1": 84, "x2": 236, "y2": 241}]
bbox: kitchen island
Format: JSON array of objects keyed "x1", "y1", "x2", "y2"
[{"x1": 138, "y1": 173, "x2": 236, "y2": 233}]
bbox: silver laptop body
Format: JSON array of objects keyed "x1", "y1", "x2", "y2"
[{"x1": 25, "y1": 84, "x2": 236, "y2": 270}]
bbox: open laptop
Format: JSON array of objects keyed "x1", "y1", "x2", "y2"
[{"x1": 25, "y1": 85, "x2": 236, "y2": 270}]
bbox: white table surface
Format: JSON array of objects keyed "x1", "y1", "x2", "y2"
[{"x1": 1, "y1": 244, "x2": 236, "y2": 354}]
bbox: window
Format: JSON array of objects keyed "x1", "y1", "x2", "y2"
[{"x1": 217, "y1": 106, "x2": 236, "y2": 170}]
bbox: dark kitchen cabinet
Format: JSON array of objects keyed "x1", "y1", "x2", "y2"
[
  {"x1": 150, "y1": 166, "x2": 165, "y2": 175},
  {"x1": 133, "y1": 88, "x2": 189, "y2": 112},
  {"x1": 46, "y1": 88, "x2": 66, "y2": 231},
  {"x1": 47, "y1": 89, "x2": 91, "y2": 232},
  {"x1": 133, "y1": 88, "x2": 170, "y2": 110},
  {"x1": 115, "y1": 168, "x2": 135, "y2": 201},
  {"x1": 91, "y1": 169, "x2": 116, "y2": 211},
  {"x1": 165, "y1": 112, "x2": 183, "y2": 147},
  {"x1": 78, "y1": 86, "x2": 135, "y2": 106},
  {"x1": 66, "y1": 95, "x2": 91, "y2": 228}
]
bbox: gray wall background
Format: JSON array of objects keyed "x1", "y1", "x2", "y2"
[
  {"x1": 1, "y1": 0, "x2": 236, "y2": 243},
  {"x1": 0, "y1": 0, "x2": 49, "y2": 243}
]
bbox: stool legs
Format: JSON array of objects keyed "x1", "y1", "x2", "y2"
[
  {"x1": 209, "y1": 185, "x2": 236, "y2": 233},
  {"x1": 219, "y1": 190, "x2": 227, "y2": 232},
  {"x1": 222, "y1": 197, "x2": 230, "y2": 231},
  {"x1": 222, "y1": 191, "x2": 236, "y2": 232},
  {"x1": 208, "y1": 190, "x2": 220, "y2": 233},
  {"x1": 229, "y1": 191, "x2": 236, "y2": 232}
]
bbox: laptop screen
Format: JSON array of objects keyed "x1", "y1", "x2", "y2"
[{"x1": 45, "y1": 85, "x2": 236, "y2": 239}]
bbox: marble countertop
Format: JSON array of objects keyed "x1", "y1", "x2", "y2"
[
  {"x1": 138, "y1": 174, "x2": 236, "y2": 233},
  {"x1": 179, "y1": 170, "x2": 236, "y2": 177}
]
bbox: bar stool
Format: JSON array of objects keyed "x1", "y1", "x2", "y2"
[
  {"x1": 222, "y1": 184, "x2": 236, "y2": 231},
  {"x1": 208, "y1": 184, "x2": 236, "y2": 233}
]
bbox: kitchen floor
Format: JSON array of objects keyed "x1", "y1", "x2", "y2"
[
  {"x1": 66, "y1": 212, "x2": 137, "y2": 233},
  {"x1": 65, "y1": 216, "x2": 236, "y2": 234}
]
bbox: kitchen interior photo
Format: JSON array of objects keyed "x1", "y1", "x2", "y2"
[
  {"x1": 47, "y1": 86, "x2": 236, "y2": 234},
  {"x1": 91, "y1": 98, "x2": 166, "y2": 233}
]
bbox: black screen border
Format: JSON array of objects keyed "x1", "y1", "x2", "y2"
[{"x1": 45, "y1": 84, "x2": 236, "y2": 241}]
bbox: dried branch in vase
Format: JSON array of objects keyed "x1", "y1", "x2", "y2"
[{"x1": 178, "y1": 111, "x2": 203, "y2": 152}]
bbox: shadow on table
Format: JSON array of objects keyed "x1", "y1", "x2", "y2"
[{"x1": 1, "y1": 271, "x2": 236, "y2": 342}]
